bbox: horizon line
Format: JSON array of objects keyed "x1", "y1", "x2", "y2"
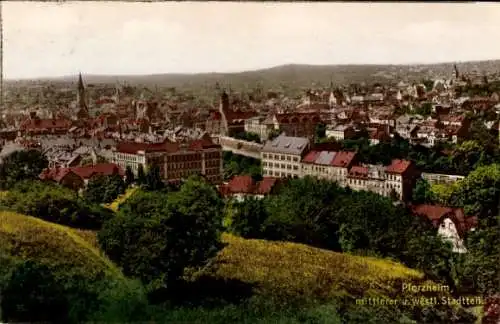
[{"x1": 5, "y1": 58, "x2": 500, "y2": 81}]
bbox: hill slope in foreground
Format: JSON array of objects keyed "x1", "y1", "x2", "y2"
[
  {"x1": 0, "y1": 210, "x2": 119, "y2": 278},
  {"x1": 0, "y1": 211, "x2": 473, "y2": 322}
]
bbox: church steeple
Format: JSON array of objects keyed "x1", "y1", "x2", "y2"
[{"x1": 76, "y1": 72, "x2": 88, "y2": 119}]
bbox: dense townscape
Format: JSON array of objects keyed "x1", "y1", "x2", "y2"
[{"x1": 0, "y1": 62, "x2": 499, "y2": 323}]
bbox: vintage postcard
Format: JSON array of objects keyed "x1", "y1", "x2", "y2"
[{"x1": 0, "y1": 2, "x2": 499, "y2": 323}]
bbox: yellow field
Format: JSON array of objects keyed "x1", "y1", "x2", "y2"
[
  {"x1": 104, "y1": 187, "x2": 138, "y2": 212},
  {"x1": 191, "y1": 234, "x2": 432, "y2": 301}
]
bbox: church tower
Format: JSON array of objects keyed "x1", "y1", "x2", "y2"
[
  {"x1": 454, "y1": 64, "x2": 460, "y2": 80},
  {"x1": 76, "y1": 73, "x2": 89, "y2": 119},
  {"x1": 218, "y1": 89, "x2": 230, "y2": 136}
]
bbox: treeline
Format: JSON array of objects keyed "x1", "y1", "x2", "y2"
[{"x1": 227, "y1": 175, "x2": 499, "y2": 297}]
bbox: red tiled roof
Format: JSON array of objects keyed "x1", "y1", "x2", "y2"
[
  {"x1": 226, "y1": 175, "x2": 255, "y2": 194},
  {"x1": 115, "y1": 140, "x2": 175, "y2": 154},
  {"x1": 255, "y1": 177, "x2": 279, "y2": 195},
  {"x1": 189, "y1": 138, "x2": 219, "y2": 150},
  {"x1": 385, "y1": 159, "x2": 412, "y2": 174},
  {"x1": 302, "y1": 151, "x2": 321, "y2": 163},
  {"x1": 39, "y1": 163, "x2": 124, "y2": 182},
  {"x1": 39, "y1": 167, "x2": 75, "y2": 183},
  {"x1": 70, "y1": 163, "x2": 124, "y2": 179},
  {"x1": 331, "y1": 151, "x2": 356, "y2": 168},
  {"x1": 20, "y1": 118, "x2": 71, "y2": 131},
  {"x1": 411, "y1": 204, "x2": 478, "y2": 238},
  {"x1": 219, "y1": 175, "x2": 279, "y2": 196}
]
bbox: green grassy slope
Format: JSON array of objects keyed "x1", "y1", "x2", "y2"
[{"x1": 0, "y1": 210, "x2": 122, "y2": 278}]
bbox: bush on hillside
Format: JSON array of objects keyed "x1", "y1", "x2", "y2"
[
  {"x1": 0, "y1": 149, "x2": 48, "y2": 190},
  {"x1": 0, "y1": 180, "x2": 113, "y2": 229},
  {"x1": 1, "y1": 260, "x2": 70, "y2": 323},
  {"x1": 84, "y1": 174, "x2": 126, "y2": 204},
  {"x1": 98, "y1": 176, "x2": 225, "y2": 292}
]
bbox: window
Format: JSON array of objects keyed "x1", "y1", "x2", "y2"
[
  {"x1": 293, "y1": 157, "x2": 299, "y2": 162},
  {"x1": 280, "y1": 164, "x2": 285, "y2": 169},
  {"x1": 287, "y1": 156, "x2": 291, "y2": 161},
  {"x1": 263, "y1": 153, "x2": 268, "y2": 159},
  {"x1": 293, "y1": 165, "x2": 298, "y2": 170}
]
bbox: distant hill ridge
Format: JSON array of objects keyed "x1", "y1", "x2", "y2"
[{"x1": 7, "y1": 60, "x2": 500, "y2": 89}]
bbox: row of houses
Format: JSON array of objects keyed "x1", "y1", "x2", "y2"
[{"x1": 260, "y1": 134, "x2": 417, "y2": 201}]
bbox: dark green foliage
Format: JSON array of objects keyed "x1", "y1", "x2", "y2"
[
  {"x1": 412, "y1": 178, "x2": 435, "y2": 204},
  {"x1": 125, "y1": 166, "x2": 135, "y2": 186},
  {"x1": 0, "y1": 180, "x2": 113, "y2": 229},
  {"x1": 268, "y1": 129, "x2": 281, "y2": 140},
  {"x1": 144, "y1": 165, "x2": 165, "y2": 191},
  {"x1": 98, "y1": 176, "x2": 224, "y2": 291},
  {"x1": 314, "y1": 123, "x2": 326, "y2": 141},
  {"x1": 229, "y1": 197, "x2": 268, "y2": 239},
  {"x1": 223, "y1": 151, "x2": 262, "y2": 181},
  {"x1": 84, "y1": 174, "x2": 126, "y2": 204},
  {"x1": 1, "y1": 260, "x2": 70, "y2": 323},
  {"x1": 459, "y1": 218, "x2": 500, "y2": 295},
  {"x1": 0, "y1": 149, "x2": 48, "y2": 189},
  {"x1": 137, "y1": 164, "x2": 146, "y2": 185}
]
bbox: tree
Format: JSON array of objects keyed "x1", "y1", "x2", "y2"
[
  {"x1": 84, "y1": 174, "x2": 126, "y2": 204},
  {"x1": 144, "y1": 165, "x2": 164, "y2": 191},
  {"x1": 458, "y1": 218, "x2": 500, "y2": 295},
  {"x1": 137, "y1": 164, "x2": 146, "y2": 185},
  {"x1": 315, "y1": 123, "x2": 326, "y2": 141},
  {"x1": 268, "y1": 129, "x2": 281, "y2": 141},
  {"x1": 125, "y1": 166, "x2": 135, "y2": 187},
  {"x1": 412, "y1": 179, "x2": 435, "y2": 204},
  {"x1": 1, "y1": 180, "x2": 113, "y2": 230},
  {"x1": 0, "y1": 149, "x2": 48, "y2": 189},
  {"x1": 98, "y1": 176, "x2": 224, "y2": 291},
  {"x1": 451, "y1": 164, "x2": 500, "y2": 221},
  {"x1": 1, "y1": 261, "x2": 70, "y2": 323},
  {"x1": 229, "y1": 197, "x2": 268, "y2": 239}
]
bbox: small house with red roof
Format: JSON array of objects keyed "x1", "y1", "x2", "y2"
[
  {"x1": 219, "y1": 175, "x2": 281, "y2": 201},
  {"x1": 411, "y1": 204, "x2": 478, "y2": 253},
  {"x1": 39, "y1": 163, "x2": 124, "y2": 191}
]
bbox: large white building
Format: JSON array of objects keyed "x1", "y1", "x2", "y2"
[{"x1": 261, "y1": 135, "x2": 310, "y2": 178}]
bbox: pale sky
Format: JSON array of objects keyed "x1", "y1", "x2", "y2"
[{"x1": 3, "y1": 2, "x2": 500, "y2": 79}]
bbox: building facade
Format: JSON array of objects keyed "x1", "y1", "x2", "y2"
[
  {"x1": 261, "y1": 135, "x2": 310, "y2": 178},
  {"x1": 112, "y1": 138, "x2": 223, "y2": 184}
]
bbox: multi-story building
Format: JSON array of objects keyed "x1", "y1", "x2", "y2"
[
  {"x1": 344, "y1": 159, "x2": 417, "y2": 201},
  {"x1": 244, "y1": 116, "x2": 272, "y2": 141},
  {"x1": 261, "y1": 135, "x2": 310, "y2": 178},
  {"x1": 300, "y1": 150, "x2": 357, "y2": 185},
  {"x1": 325, "y1": 124, "x2": 356, "y2": 141},
  {"x1": 265, "y1": 112, "x2": 323, "y2": 141},
  {"x1": 112, "y1": 137, "x2": 223, "y2": 184}
]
